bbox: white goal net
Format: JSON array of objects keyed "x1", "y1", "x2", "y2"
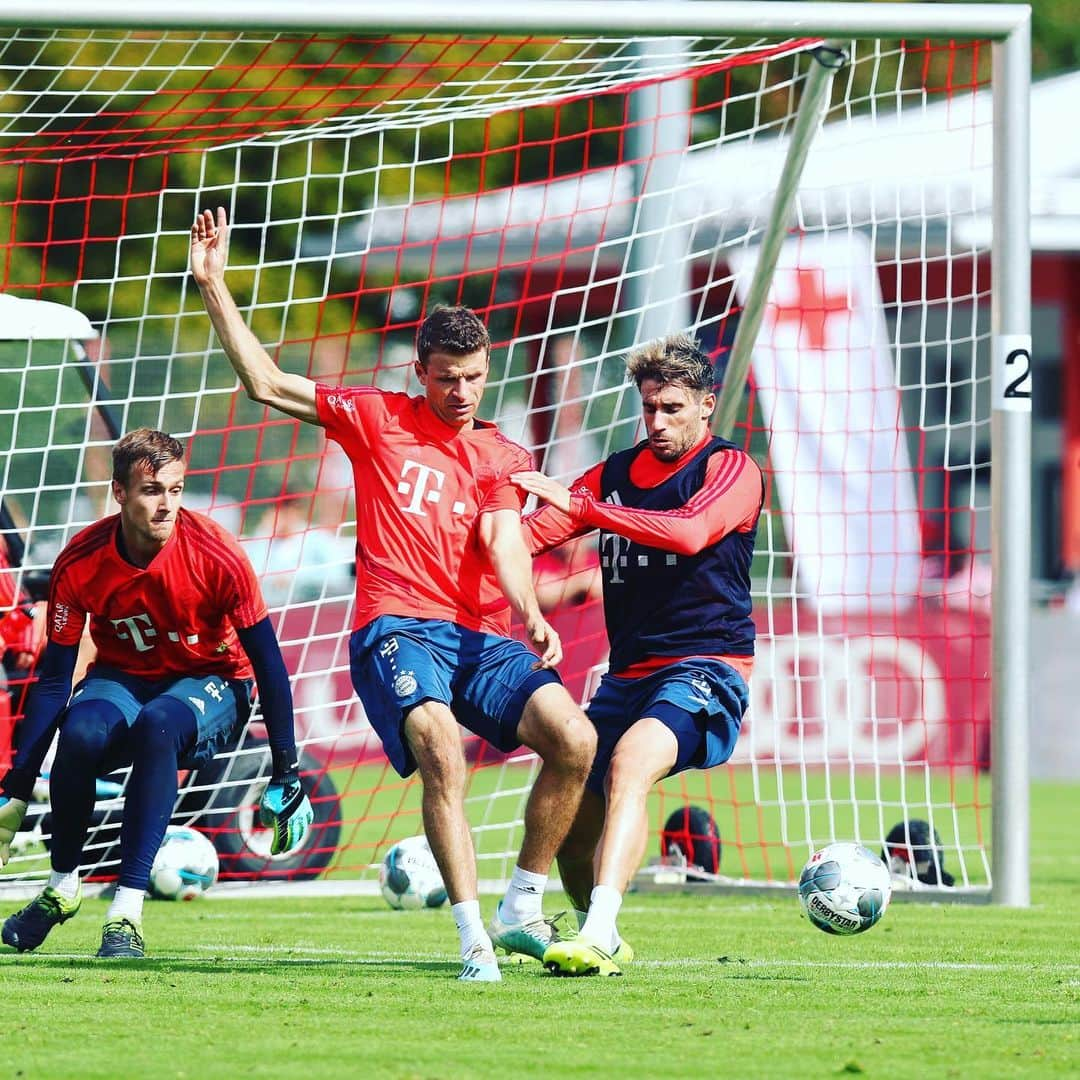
[{"x1": 0, "y1": 9, "x2": 1030, "y2": 899}]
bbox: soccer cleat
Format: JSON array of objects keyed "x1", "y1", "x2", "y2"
[
  {"x1": 96, "y1": 918, "x2": 145, "y2": 959},
  {"x1": 457, "y1": 942, "x2": 501, "y2": 982},
  {"x1": 611, "y1": 937, "x2": 635, "y2": 965},
  {"x1": 488, "y1": 905, "x2": 570, "y2": 962},
  {"x1": 542, "y1": 936, "x2": 622, "y2": 977},
  {"x1": 2, "y1": 885, "x2": 82, "y2": 952}
]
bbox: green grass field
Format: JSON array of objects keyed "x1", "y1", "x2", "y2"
[{"x1": 1, "y1": 781, "x2": 1077, "y2": 1079}]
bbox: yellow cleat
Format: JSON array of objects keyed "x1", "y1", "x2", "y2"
[
  {"x1": 542, "y1": 937, "x2": 622, "y2": 977},
  {"x1": 611, "y1": 937, "x2": 635, "y2": 965}
]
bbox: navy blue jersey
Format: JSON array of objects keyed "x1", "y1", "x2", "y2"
[{"x1": 598, "y1": 435, "x2": 761, "y2": 672}]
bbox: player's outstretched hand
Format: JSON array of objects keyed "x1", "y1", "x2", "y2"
[
  {"x1": 525, "y1": 612, "x2": 563, "y2": 670},
  {"x1": 511, "y1": 471, "x2": 573, "y2": 514},
  {"x1": 0, "y1": 796, "x2": 28, "y2": 867},
  {"x1": 189, "y1": 206, "x2": 230, "y2": 288},
  {"x1": 258, "y1": 771, "x2": 314, "y2": 856}
]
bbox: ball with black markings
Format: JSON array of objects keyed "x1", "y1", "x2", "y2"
[
  {"x1": 798, "y1": 842, "x2": 892, "y2": 935},
  {"x1": 379, "y1": 834, "x2": 448, "y2": 910}
]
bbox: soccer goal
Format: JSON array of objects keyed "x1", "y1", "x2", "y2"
[{"x1": 0, "y1": 3, "x2": 1031, "y2": 905}]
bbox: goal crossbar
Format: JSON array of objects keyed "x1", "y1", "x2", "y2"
[{"x1": 0, "y1": 2, "x2": 1031, "y2": 40}]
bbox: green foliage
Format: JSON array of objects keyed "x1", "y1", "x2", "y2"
[{"x1": 0, "y1": 780, "x2": 1077, "y2": 1078}]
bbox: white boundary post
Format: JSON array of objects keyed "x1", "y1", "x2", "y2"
[{"x1": 990, "y1": 14, "x2": 1032, "y2": 908}]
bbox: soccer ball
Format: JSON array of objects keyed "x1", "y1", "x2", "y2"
[
  {"x1": 798, "y1": 842, "x2": 892, "y2": 935},
  {"x1": 379, "y1": 835, "x2": 448, "y2": 910},
  {"x1": 148, "y1": 825, "x2": 220, "y2": 901}
]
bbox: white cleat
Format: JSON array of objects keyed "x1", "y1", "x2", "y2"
[{"x1": 457, "y1": 942, "x2": 501, "y2": 982}]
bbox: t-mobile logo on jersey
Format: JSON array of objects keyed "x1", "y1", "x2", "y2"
[
  {"x1": 397, "y1": 459, "x2": 467, "y2": 518},
  {"x1": 600, "y1": 489, "x2": 629, "y2": 584},
  {"x1": 111, "y1": 613, "x2": 157, "y2": 652},
  {"x1": 111, "y1": 613, "x2": 200, "y2": 652}
]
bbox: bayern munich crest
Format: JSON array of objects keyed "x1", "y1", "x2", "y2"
[{"x1": 394, "y1": 671, "x2": 418, "y2": 697}]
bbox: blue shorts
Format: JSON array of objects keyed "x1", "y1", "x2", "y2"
[
  {"x1": 349, "y1": 615, "x2": 562, "y2": 778},
  {"x1": 68, "y1": 665, "x2": 253, "y2": 770},
  {"x1": 585, "y1": 658, "x2": 749, "y2": 794}
]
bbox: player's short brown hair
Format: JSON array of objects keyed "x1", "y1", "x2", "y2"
[
  {"x1": 625, "y1": 333, "x2": 715, "y2": 394},
  {"x1": 416, "y1": 305, "x2": 491, "y2": 367},
  {"x1": 112, "y1": 429, "x2": 186, "y2": 487}
]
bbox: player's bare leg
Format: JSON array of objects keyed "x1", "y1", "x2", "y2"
[
  {"x1": 514, "y1": 683, "x2": 595, "y2": 873},
  {"x1": 544, "y1": 718, "x2": 676, "y2": 976},
  {"x1": 405, "y1": 700, "x2": 499, "y2": 981},
  {"x1": 555, "y1": 788, "x2": 605, "y2": 913},
  {"x1": 593, "y1": 718, "x2": 678, "y2": 897},
  {"x1": 487, "y1": 683, "x2": 594, "y2": 962}
]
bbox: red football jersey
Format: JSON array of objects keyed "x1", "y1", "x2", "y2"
[
  {"x1": 316, "y1": 384, "x2": 532, "y2": 636},
  {"x1": 47, "y1": 509, "x2": 267, "y2": 681}
]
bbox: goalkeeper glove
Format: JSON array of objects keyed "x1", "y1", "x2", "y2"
[
  {"x1": 258, "y1": 770, "x2": 314, "y2": 856},
  {"x1": 0, "y1": 795, "x2": 28, "y2": 867}
]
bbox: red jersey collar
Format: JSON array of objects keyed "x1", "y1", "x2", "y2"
[{"x1": 415, "y1": 394, "x2": 495, "y2": 439}]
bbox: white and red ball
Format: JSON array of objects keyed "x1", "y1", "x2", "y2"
[
  {"x1": 149, "y1": 825, "x2": 219, "y2": 901},
  {"x1": 798, "y1": 842, "x2": 892, "y2": 935}
]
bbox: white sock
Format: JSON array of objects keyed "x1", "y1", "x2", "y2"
[
  {"x1": 499, "y1": 865, "x2": 547, "y2": 924},
  {"x1": 581, "y1": 884, "x2": 623, "y2": 953},
  {"x1": 575, "y1": 905, "x2": 623, "y2": 950},
  {"x1": 106, "y1": 886, "x2": 145, "y2": 925},
  {"x1": 452, "y1": 900, "x2": 491, "y2": 959},
  {"x1": 48, "y1": 869, "x2": 80, "y2": 901}
]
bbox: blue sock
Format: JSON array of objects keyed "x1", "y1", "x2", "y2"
[{"x1": 117, "y1": 697, "x2": 197, "y2": 892}]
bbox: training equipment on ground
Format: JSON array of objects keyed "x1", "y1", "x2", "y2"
[
  {"x1": 0, "y1": 5, "x2": 1030, "y2": 904},
  {"x1": 660, "y1": 806, "x2": 721, "y2": 877},
  {"x1": 379, "y1": 836, "x2": 448, "y2": 911},
  {"x1": 148, "y1": 827, "x2": 220, "y2": 901},
  {"x1": 798, "y1": 842, "x2": 892, "y2": 935},
  {"x1": 884, "y1": 820, "x2": 955, "y2": 887}
]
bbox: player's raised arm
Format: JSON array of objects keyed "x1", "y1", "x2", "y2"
[{"x1": 190, "y1": 207, "x2": 319, "y2": 425}]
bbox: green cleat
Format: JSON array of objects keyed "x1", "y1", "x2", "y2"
[
  {"x1": 542, "y1": 936, "x2": 622, "y2": 977},
  {"x1": 96, "y1": 918, "x2": 145, "y2": 959},
  {"x1": 2, "y1": 885, "x2": 82, "y2": 952},
  {"x1": 611, "y1": 937, "x2": 635, "y2": 965},
  {"x1": 488, "y1": 906, "x2": 571, "y2": 962}
]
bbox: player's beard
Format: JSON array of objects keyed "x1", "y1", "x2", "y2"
[{"x1": 649, "y1": 426, "x2": 699, "y2": 461}]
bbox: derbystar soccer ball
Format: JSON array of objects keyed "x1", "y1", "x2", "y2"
[
  {"x1": 148, "y1": 825, "x2": 220, "y2": 901},
  {"x1": 798, "y1": 842, "x2": 892, "y2": 935},
  {"x1": 379, "y1": 835, "x2": 448, "y2": 910}
]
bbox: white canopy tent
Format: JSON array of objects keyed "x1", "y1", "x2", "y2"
[
  {"x1": 0, "y1": 294, "x2": 97, "y2": 341},
  {"x1": 311, "y1": 69, "x2": 1079, "y2": 265}
]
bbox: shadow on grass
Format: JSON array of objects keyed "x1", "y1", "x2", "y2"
[{"x1": 0, "y1": 952, "x2": 465, "y2": 976}]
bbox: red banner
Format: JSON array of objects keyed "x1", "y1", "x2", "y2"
[{"x1": 267, "y1": 598, "x2": 992, "y2": 769}]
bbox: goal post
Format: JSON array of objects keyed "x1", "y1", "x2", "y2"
[{"x1": 0, "y1": 3, "x2": 1031, "y2": 906}]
